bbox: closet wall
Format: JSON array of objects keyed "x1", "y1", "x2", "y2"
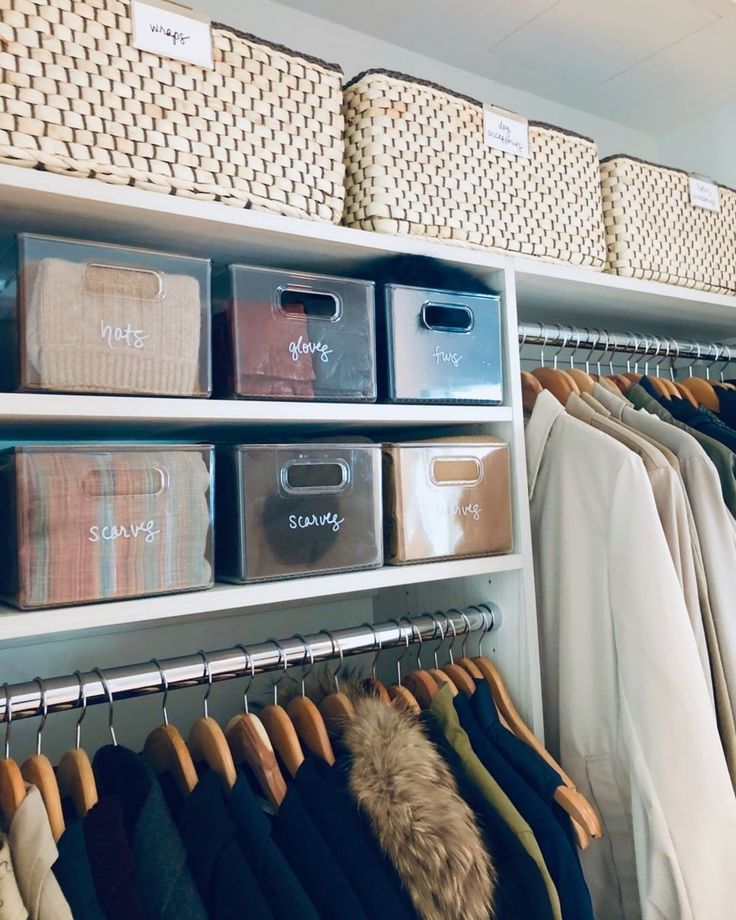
[{"x1": 196, "y1": 0, "x2": 659, "y2": 157}]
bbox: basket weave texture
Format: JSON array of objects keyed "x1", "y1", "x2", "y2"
[
  {"x1": 601, "y1": 156, "x2": 736, "y2": 294},
  {"x1": 342, "y1": 70, "x2": 606, "y2": 268},
  {"x1": 0, "y1": 0, "x2": 345, "y2": 221}
]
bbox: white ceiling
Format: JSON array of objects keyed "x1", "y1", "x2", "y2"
[{"x1": 276, "y1": 0, "x2": 736, "y2": 134}]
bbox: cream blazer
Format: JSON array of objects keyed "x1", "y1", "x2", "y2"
[
  {"x1": 0, "y1": 833, "x2": 27, "y2": 920},
  {"x1": 527, "y1": 391, "x2": 736, "y2": 920},
  {"x1": 8, "y1": 786, "x2": 72, "y2": 920}
]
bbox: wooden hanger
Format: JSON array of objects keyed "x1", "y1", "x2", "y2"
[
  {"x1": 473, "y1": 655, "x2": 602, "y2": 841},
  {"x1": 387, "y1": 684, "x2": 421, "y2": 713},
  {"x1": 596, "y1": 376, "x2": 624, "y2": 396},
  {"x1": 607, "y1": 373, "x2": 632, "y2": 394},
  {"x1": 673, "y1": 382, "x2": 698, "y2": 406},
  {"x1": 532, "y1": 366, "x2": 579, "y2": 404},
  {"x1": 680, "y1": 376, "x2": 719, "y2": 411},
  {"x1": 442, "y1": 660, "x2": 476, "y2": 695},
  {"x1": 404, "y1": 670, "x2": 439, "y2": 707},
  {"x1": 225, "y1": 645, "x2": 288, "y2": 809},
  {"x1": 57, "y1": 671, "x2": 98, "y2": 820},
  {"x1": 644, "y1": 376, "x2": 672, "y2": 400},
  {"x1": 318, "y1": 631, "x2": 357, "y2": 738},
  {"x1": 0, "y1": 684, "x2": 25, "y2": 828},
  {"x1": 429, "y1": 669, "x2": 459, "y2": 696},
  {"x1": 566, "y1": 368, "x2": 595, "y2": 395},
  {"x1": 386, "y1": 620, "x2": 421, "y2": 714},
  {"x1": 226, "y1": 715, "x2": 287, "y2": 810},
  {"x1": 401, "y1": 614, "x2": 456, "y2": 702},
  {"x1": 259, "y1": 640, "x2": 307, "y2": 779},
  {"x1": 21, "y1": 679, "x2": 64, "y2": 842},
  {"x1": 142, "y1": 659, "x2": 198, "y2": 797},
  {"x1": 440, "y1": 613, "x2": 477, "y2": 697},
  {"x1": 521, "y1": 371, "x2": 544, "y2": 412},
  {"x1": 287, "y1": 635, "x2": 335, "y2": 765},
  {"x1": 359, "y1": 623, "x2": 396, "y2": 707},
  {"x1": 187, "y1": 652, "x2": 238, "y2": 791}
]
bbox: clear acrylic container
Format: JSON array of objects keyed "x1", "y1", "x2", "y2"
[
  {"x1": 0, "y1": 445, "x2": 214, "y2": 609},
  {"x1": 378, "y1": 283, "x2": 503, "y2": 403},
  {"x1": 214, "y1": 264, "x2": 377, "y2": 401},
  {"x1": 383, "y1": 438, "x2": 513, "y2": 563},
  {"x1": 216, "y1": 443, "x2": 383, "y2": 582},
  {"x1": 0, "y1": 234, "x2": 211, "y2": 396}
]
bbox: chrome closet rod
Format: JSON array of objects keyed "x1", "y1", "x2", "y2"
[
  {"x1": 518, "y1": 322, "x2": 732, "y2": 362},
  {"x1": 0, "y1": 603, "x2": 497, "y2": 723}
]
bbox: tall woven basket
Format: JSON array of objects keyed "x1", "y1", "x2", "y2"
[
  {"x1": 0, "y1": 0, "x2": 345, "y2": 222},
  {"x1": 601, "y1": 156, "x2": 736, "y2": 294},
  {"x1": 343, "y1": 70, "x2": 606, "y2": 268}
]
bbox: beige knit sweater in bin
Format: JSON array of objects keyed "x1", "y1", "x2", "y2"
[{"x1": 24, "y1": 258, "x2": 203, "y2": 395}]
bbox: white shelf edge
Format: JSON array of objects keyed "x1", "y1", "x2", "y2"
[
  {"x1": 3, "y1": 164, "x2": 734, "y2": 315},
  {"x1": 0, "y1": 164, "x2": 509, "y2": 273},
  {"x1": 0, "y1": 392, "x2": 512, "y2": 427},
  {"x1": 0, "y1": 555, "x2": 523, "y2": 641},
  {"x1": 511, "y1": 253, "x2": 736, "y2": 310}
]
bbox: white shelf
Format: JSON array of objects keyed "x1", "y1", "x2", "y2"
[
  {"x1": 0, "y1": 555, "x2": 523, "y2": 642},
  {"x1": 512, "y1": 256, "x2": 736, "y2": 341},
  {"x1": 0, "y1": 392, "x2": 511, "y2": 433},
  {"x1": 2, "y1": 165, "x2": 734, "y2": 340},
  {"x1": 0, "y1": 164, "x2": 507, "y2": 278}
]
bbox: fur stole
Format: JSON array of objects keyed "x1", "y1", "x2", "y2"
[{"x1": 342, "y1": 695, "x2": 495, "y2": 920}]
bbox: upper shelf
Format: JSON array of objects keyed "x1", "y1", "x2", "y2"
[
  {"x1": 512, "y1": 258, "x2": 736, "y2": 341},
  {"x1": 0, "y1": 164, "x2": 507, "y2": 279},
  {"x1": 1, "y1": 164, "x2": 735, "y2": 339}
]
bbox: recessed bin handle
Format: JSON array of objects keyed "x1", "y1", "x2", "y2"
[
  {"x1": 430, "y1": 456, "x2": 483, "y2": 486},
  {"x1": 280, "y1": 458, "x2": 350, "y2": 494},
  {"x1": 421, "y1": 303, "x2": 474, "y2": 333}
]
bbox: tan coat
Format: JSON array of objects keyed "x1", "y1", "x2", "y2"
[
  {"x1": 567, "y1": 392, "x2": 712, "y2": 698},
  {"x1": 594, "y1": 382, "x2": 736, "y2": 787}
]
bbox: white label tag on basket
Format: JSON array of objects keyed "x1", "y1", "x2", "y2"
[
  {"x1": 131, "y1": 0, "x2": 214, "y2": 69},
  {"x1": 689, "y1": 176, "x2": 721, "y2": 212},
  {"x1": 483, "y1": 104, "x2": 530, "y2": 158}
]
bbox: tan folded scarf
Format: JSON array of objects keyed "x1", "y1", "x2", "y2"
[{"x1": 25, "y1": 258, "x2": 203, "y2": 395}]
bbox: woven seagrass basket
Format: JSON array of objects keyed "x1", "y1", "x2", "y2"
[
  {"x1": 601, "y1": 156, "x2": 736, "y2": 294},
  {"x1": 0, "y1": 0, "x2": 345, "y2": 222},
  {"x1": 342, "y1": 70, "x2": 606, "y2": 268}
]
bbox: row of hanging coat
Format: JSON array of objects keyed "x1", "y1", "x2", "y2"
[
  {"x1": 522, "y1": 324, "x2": 736, "y2": 920},
  {"x1": 0, "y1": 609, "x2": 602, "y2": 920}
]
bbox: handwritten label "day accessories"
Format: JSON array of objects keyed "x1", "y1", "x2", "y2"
[
  {"x1": 131, "y1": 0, "x2": 214, "y2": 69},
  {"x1": 689, "y1": 175, "x2": 721, "y2": 213},
  {"x1": 483, "y1": 104, "x2": 530, "y2": 159}
]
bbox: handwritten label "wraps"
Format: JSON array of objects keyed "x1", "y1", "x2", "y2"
[
  {"x1": 131, "y1": 0, "x2": 214, "y2": 69},
  {"x1": 483, "y1": 104, "x2": 530, "y2": 158}
]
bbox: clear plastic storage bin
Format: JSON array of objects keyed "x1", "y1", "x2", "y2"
[
  {"x1": 216, "y1": 443, "x2": 383, "y2": 582},
  {"x1": 0, "y1": 445, "x2": 214, "y2": 609},
  {"x1": 0, "y1": 234, "x2": 211, "y2": 396},
  {"x1": 383, "y1": 438, "x2": 513, "y2": 563},
  {"x1": 378, "y1": 283, "x2": 503, "y2": 403},
  {"x1": 214, "y1": 265, "x2": 376, "y2": 401}
]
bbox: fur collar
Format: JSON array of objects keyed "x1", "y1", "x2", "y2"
[{"x1": 342, "y1": 695, "x2": 495, "y2": 920}]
